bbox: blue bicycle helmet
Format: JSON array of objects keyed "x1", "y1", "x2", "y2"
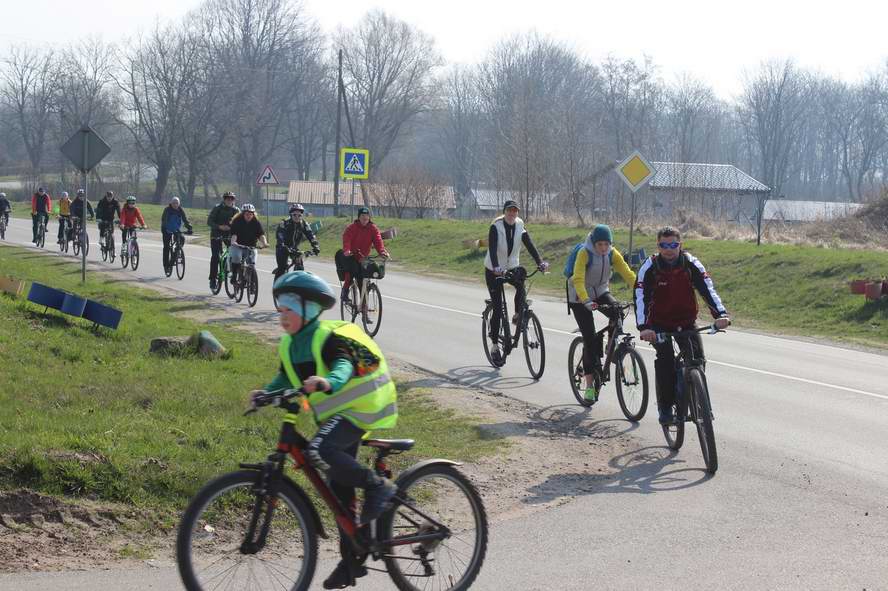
[{"x1": 273, "y1": 271, "x2": 336, "y2": 310}]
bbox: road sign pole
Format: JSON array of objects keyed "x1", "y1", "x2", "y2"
[
  {"x1": 265, "y1": 185, "x2": 269, "y2": 229},
  {"x1": 628, "y1": 192, "x2": 637, "y2": 260},
  {"x1": 81, "y1": 131, "x2": 89, "y2": 284},
  {"x1": 350, "y1": 179, "x2": 355, "y2": 219}
]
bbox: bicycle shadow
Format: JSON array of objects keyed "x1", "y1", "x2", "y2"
[
  {"x1": 522, "y1": 446, "x2": 711, "y2": 505},
  {"x1": 531, "y1": 404, "x2": 641, "y2": 439},
  {"x1": 445, "y1": 365, "x2": 540, "y2": 391}
]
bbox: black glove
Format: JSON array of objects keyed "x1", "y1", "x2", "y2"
[{"x1": 312, "y1": 245, "x2": 320, "y2": 255}]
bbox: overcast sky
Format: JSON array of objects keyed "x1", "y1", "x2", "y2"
[{"x1": 3, "y1": 0, "x2": 886, "y2": 100}]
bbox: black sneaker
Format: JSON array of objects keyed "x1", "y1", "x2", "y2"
[
  {"x1": 322, "y1": 559, "x2": 368, "y2": 589},
  {"x1": 360, "y1": 479, "x2": 397, "y2": 526},
  {"x1": 658, "y1": 407, "x2": 676, "y2": 425},
  {"x1": 209, "y1": 277, "x2": 217, "y2": 290}
]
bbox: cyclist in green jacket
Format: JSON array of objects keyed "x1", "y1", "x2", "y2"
[{"x1": 250, "y1": 271, "x2": 398, "y2": 590}]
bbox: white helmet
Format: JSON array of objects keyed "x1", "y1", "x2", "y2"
[
  {"x1": 61, "y1": 191, "x2": 69, "y2": 198},
  {"x1": 170, "y1": 196, "x2": 181, "y2": 205},
  {"x1": 241, "y1": 203, "x2": 256, "y2": 213}
]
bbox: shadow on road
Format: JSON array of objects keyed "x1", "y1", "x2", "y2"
[
  {"x1": 523, "y1": 445, "x2": 711, "y2": 505},
  {"x1": 446, "y1": 365, "x2": 540, "y2": 391}
]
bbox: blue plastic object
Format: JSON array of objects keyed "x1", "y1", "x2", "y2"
[
  {"x1": 27, "y1": 283, "x2": 66, "y2": 310},
  {"x1": 60, "y1": 293, "x2": 88, "y2": 317},
  {"x1": 82, "y1": 300, "x2": 123, "y2": 329}
]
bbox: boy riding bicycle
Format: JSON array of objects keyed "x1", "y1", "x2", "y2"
[
  {"x1": 566, "y1": 224, "x2": 636, "y2": 403},
  {"x1": 251, "y1": 271, "x2": 398, "y2": 590}
]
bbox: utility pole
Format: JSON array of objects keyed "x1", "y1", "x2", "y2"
[{"x1": 333, "y1": 49, "x2": 343, "y2": 217}]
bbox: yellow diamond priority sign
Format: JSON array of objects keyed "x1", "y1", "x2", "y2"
[{"x1": 616, "y1": 150, "x2": 656, "y2": 193}]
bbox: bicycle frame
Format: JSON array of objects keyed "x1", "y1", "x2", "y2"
[
  {"x1": 245, "y1": 400, "x2": 452, "y2": 560},
  {"x1": 492, "y1": 267, "x2": 539, "y2": 354},
  {"x1": 657, "y1": 326, "x2": 720, "y2": 420},
  {"x1": 596, "y1": 304, "x2": 634, "y2": 381}
]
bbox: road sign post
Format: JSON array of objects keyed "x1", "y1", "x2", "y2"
[
  {"x1": 256, "y1": 165, "x2": 279, "y2": 229},
  {"x1": 614, "y1": 150, "x2": 656, "y2": 263},
  {"x1": 60, "y1": 126, "x2": 111, "y2": 283}
]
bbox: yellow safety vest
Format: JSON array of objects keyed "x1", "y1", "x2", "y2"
[
  {"x1": 278, "y1": 320, "x2": 398, "y2": 431},
  {"x1": 59, "y1": 199, "x2": 71, "y2": 216}
]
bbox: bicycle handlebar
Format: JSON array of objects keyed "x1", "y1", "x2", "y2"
[
  {"x1": 244, "y1": 387, "x2": 308, "y2": 415},
  {"x1": 655, "y1": 321, "x2": 731, "y2": 343}
]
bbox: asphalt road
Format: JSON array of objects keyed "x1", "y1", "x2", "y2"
[{"x1": 1, "y1": 218, "x2": 887, "y2": 590}]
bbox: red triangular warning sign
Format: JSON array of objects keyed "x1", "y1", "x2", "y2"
[{"x1": 256, "y1": 165, "x2": 279, "y2": 185}]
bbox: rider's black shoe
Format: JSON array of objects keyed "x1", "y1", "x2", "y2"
[{"x1": 322, "y1": 559, "x2": 368, "y2": 589}]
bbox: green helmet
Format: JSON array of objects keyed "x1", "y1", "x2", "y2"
[{"x1": 272, "y1": 271, "x2": 336, "y2": 309}]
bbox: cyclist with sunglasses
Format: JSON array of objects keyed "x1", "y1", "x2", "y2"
[
  {"x1": 273, "y1": 203, "x2": 320, "y2": 280},
  {"x1": 635, "y1": 226, "x2": 730, "y2": 424}
]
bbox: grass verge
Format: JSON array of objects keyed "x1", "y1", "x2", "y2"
[{"x1": 0, "y1": 244, "x2": 502, "y2": 518}]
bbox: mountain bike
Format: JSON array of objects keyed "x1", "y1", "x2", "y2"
[
  {"x1": 71, "y1": 218, "x2": 90, "y2": 257},
  {"x1": 210, "y1": 236, "x2": 236, "y2": 298},
  {"x1": 176, "y1": 387, "x2": 488, "y2": 591},
  {"x1": 164, "y1": 230, "x2": 191, "y2": 280},
  {"x1": 99, "y1": 222, "x2": 116, "y2": 263},
  {"x1": 568, "y1": 302, "x2": 649, "y2": 420},
  {"x1": 481, "y1": 266, "x2": 546, "y2": 379},
  {"x1": 119, "y1": 226, "x2": 143, "y2": 270},
  {"x1": 34, "y1": 213, "x2": 47, "y2": 248},
  {"x1": 656, "y1": 323, "x2": 728, "y2": 474},
  {"x1": 231, "y1": 245, "x2": 262, "y2": 307},
  {"x1": 340, "y1": 255, "x2": 386, "y2": 338},
  {"x1": 58, "y1": 216, "x2": 71, "y2": 253}
]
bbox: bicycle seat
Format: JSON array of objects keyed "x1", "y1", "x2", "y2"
[{"x1": 362, "y1": 438, "x2": 415, "y2": 451}]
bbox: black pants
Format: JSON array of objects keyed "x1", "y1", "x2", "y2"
[
  {"x1": 335, "y1": 250, "x2": 364, "y2": 294},
  {"x1": 651, "y1": 325, "x2": 705, "y2": 411},
  {"x1": 209, "y1": 236, "x2": 230, "y2": 280},
  {"x1": 32, "y1": 212, "x2": 48, "y2": 241},
  {"x1": 97, "y1": 220, "x2": 113, "y2": 242},
  {"x1": 58, "y1": 216, "x2": 70, "y2": 241},
  {"x1": 485, "y1": 268, "x2": 526, "y2": 345},
  {"x1": 162, "y1": 231, "x2": 184, "y2": 268},
  {"x1": 274, "y1": 246, "x2": 304, "y2": 280},
  {"x1": 120, "y1": 226, "x2": 136, "y2": 247},
  {"x1": 307, "y1": 415, "x2": 379, "y2": 560},
  {"x1": 569, "y1": 292, "x2": 619, "y2": 373}
]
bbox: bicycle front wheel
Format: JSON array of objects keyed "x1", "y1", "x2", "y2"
[
  {"x1": 177, "y1": 470, "x2": 318, "y2": 591},
  {"x1": 130, "y1": 241, "x2": 140, "y2": 270},
  {"x1": 614, "y1": 346, "x2": 649, "y2": 422},
  {"x1": 568, "y1": 336, "x2": 596, "y2": 407},
  {"x1": 362, "y1": 282, "x2": 382, "y2": 337},
  {"x1": 522, "y1": 311, "x2": 545, "y2": 380},
  {"x1": 120, "y1": 242, "x2": 129, "y2": 268},
  {"x1": 176, "y1": 248, "x2": 185, "y2": 280},
  {"x1": 107, "y1": 234, "x2": 115, "y2": 263},
  {"x1": 380, "y1": 464, "x2": 488, "y2": 591},
  {"x1": 688, "y1": 368, "x2": 718, "y2": 474},
  {"x1": 247, "y1": 267, "x2": 259, "y2": 307},
  {"x1": 224, "y1": 262, "x2": 236, "y2": 299}
]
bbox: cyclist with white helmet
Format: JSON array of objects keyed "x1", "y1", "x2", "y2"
[
  {"x1": 119, "y1": 195, "x2": 147, "y2": 253},
  {"x1": 273, "y1": 203, "x2": 320, "y2": 280},
  {"x1": 228, "y1": 203, "x2": 267, "y2": 280}
]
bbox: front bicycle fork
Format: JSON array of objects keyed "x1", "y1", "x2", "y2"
[{"x1": 239, "y1": 455, "x2": 285, "y2": 554}]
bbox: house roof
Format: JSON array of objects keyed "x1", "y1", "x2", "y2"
[
  {"x1": 286, "y1": 180, "x2": 457, "y2": 209},
  {"x1": 649, "y1": 162, "x2": 770, "y2": 193},
  {"x1": 763, "y1": 200, "x2": 863, "y2": 222}
]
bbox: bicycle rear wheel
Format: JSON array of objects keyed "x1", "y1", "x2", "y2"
[
  {"x1": 120, "y1": 241, "x2": 129, "y2": 268},
  {"x1": 481, "y1": 304, "x2": 506, "y2": 368},
  {"x1": 362, "y1": 283, "x2": 382, "y2": 337},
  {"x1": 130, "y1": 241, "x2": 140, "y2": 271},
  {"x1": 568, "y1": 336, "x2": 597, "y2": 407},
  {"x1": 176, "y1": 248, "x2": 186, "y2": 280},
  {"x1": 689, "y1": 368, "x2": 718, "y2": 474},
  {"x1": 380, "y1": 464, "x2": 488, "y2": 591},
  {"x1": 522, "y1": 311, "x2": 545, "y2": 380},
  {"x1": 176, "y1": 470, "x2": 318, "y2": 591},
  {"x1": 246, "y1": 267, "x2": 259, "y2": 307},
  {"x1": 614, "y1": 346, "x2": 649, "y2": 422}
]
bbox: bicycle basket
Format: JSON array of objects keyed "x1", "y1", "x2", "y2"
[{"x1": 365, "y1": 260, "x2": 385, "y2": 279}]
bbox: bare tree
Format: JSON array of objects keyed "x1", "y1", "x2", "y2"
[
  {"x1": 0, "y1": 46, "x2": 58, "y2": 184},
  {"x1": 287, "y1": 53, "x2": 334, "y2": 180},
  {"x1": 738, "y1": 59, "x2": 811, "y2": 197},
  {"x1": 337, "y1": 10, "x2": 442, "y2": 175},
  {"x1": 117, "y1": 24, "x2": 199, "y2": 201},
  {"x1": 439, "y1": 65, "x2": 483, "y2": 199}
]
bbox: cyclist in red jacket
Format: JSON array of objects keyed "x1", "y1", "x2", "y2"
[
  {"x1": 31, "y1": 187, "x2": 52, "y2": 243},
  {"x1": 119, "y1": 196, "x2": 147, "y2": 253},
  {"x1": 335, "y1": 207, "x2": 389, "y2": 303}
]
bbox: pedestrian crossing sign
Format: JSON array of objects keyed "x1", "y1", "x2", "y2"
[{"x1": 340, "y1": 148, "x2": 370, "y2": 180}]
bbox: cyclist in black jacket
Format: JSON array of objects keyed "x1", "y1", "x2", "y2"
[
  {"x1": 273, "y1": 203, "x2": 320, "y2": 280},
  {"x1": 0, "y1": 192, "x2": 10, "y2": 226},
  {"x1": 206, "y1": 192, "x2": 240, "y2": 289},
  {"x1": 95, "y1": 191, "x2": 120, "y2": 248}
]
